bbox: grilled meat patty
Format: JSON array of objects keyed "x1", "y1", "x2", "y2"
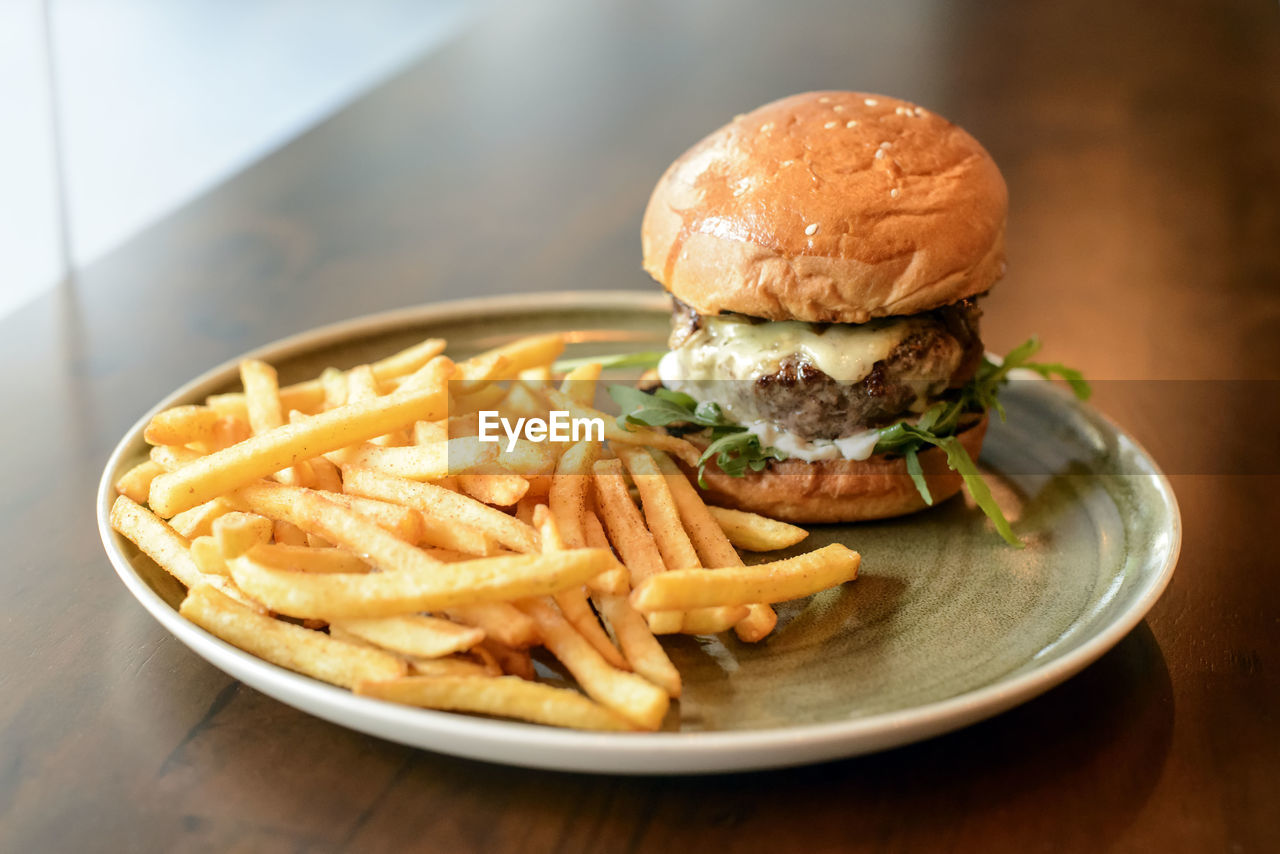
[{"x1": 665, "y1": 298, "x2": 983, "y2": 440}]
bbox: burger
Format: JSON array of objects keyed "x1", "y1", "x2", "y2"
[{"x1": 614, "y1": 91, "x2": 1085, "y2": 537}]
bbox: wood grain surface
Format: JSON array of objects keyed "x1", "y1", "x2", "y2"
[{"x1": 1, "y1": 0, "x2": 1276, "y2": 850}]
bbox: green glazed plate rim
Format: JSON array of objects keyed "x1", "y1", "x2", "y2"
[{"x1": 96, "y1": 291, "x2": 1181, "y2": 774}]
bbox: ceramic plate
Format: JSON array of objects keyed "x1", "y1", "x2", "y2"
[{"x1": 97, "y1": 292, "x2": 1180, "y2": 774}]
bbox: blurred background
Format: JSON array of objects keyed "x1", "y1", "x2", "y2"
[
  {"x1": 0, "y1": 0, "x2": 476, "y2": 318},
  {"x1": 2, "y1": 0, "x2": 1276, "y2": 382}
]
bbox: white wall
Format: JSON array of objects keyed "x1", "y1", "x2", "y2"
[
  {"x1": 0, "y1": 0, "x2": 65, "y2": 319},
  {"x1": 0, "y1": 0, "x2": 474, "y2": 319}
]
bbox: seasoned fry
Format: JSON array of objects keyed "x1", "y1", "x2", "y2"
[
  {"x1": 189, "y1": 535, "x2": 227, "y2": 575},
  {"x1": 149, "y1": 381, "x2": 450, "y2": 516},
  {"x1": 594, "y1": 593, "x2": 681, "y2": 697},
  {"x1": 110, "y1": 495, "x2": 203, "y2": 588},
  {"x1": 615, "y1": 446, "x2": 699, "y2": 571},
  {"x1": 518, "y1": 597, "x2": 668, "y2": 730},
  {"x1": 229, "y1": 546, "x2": 619, "y2": 619},
  {"x1": 329, "y1": 615, "x2": 484, "y2": 658},
  {"x1": 320, "y1": 492, "x2": 423, "y2": 543},
  {"x1": 650, "y1": 451, "x2": 778, "y2": 641},
  {"x1": 143, "y1": 405, "x2": 223, "y2": 447},
  {"x1": 110, "y1": 496, "x2": 262, "y2": 610},
  {"x1": 457, "y1": 469, "x2": 530, "y2": 506},
  {"x1": 581, "y1": 510, "x2": 628, "y2": 596},
  {"x1": 342, "y1": 466, "x2": 537, "y2": 554},
  {"x1": 536, "y1": 505, "x2": 629, "y2": 670},
  {"x1": 209, "y1": 338, "x2": 447, "y2": 419},
  {"x1": 560, "y1": 362, "x2": 602, "y2": 405},
  {"x1": 150, "y1": 444, "x2": 203, "y2": 473},
  {"x1": 477, "y1": 640, "x2": 536, "y2": 680},
  {"x1": 403, "y1": 657, "x2": 494, "y2": 678},
  {"x1": 212, "y1": 511, "x2": 274, "y2": 558},
  {"x1": 455, "y1": 334, "x2": 565, "y2": 389},
  {"x1": 250, "y1": 543, "x2": 371, "y2": 574},
  {"x1": 303, "y1": 454, "x2": 344, "y2": 492},
  {"x1": 631, "y1": 544, "x2": 861, "y2": 611},
  {"x1": 442, "y1": 603, "x2": 538, "y2": 648},
  {"x1": 549, "y1": 441, "x2": 598, "y2": 548},
  {"x1": 115, "y1": 459, "x2": 166, "y2": 504},
  {"x1": 332, "y1": 436, "x2": 498, "y2": 480},
  {"x1": 356, "y1": 675, "x2": 632, "y2": 731},
  {"x1": 590, "y1": 459, "x2": 681, "y2": 633},
  {"x1": 168, "y1": 496, "x2": 242, "y2": 539},
  {"x1": 707, "y1": 506, "x2": 809, "y2": 552},
  {"x1": 273, "y1": 519, "x2": 309, "y2": 546},
  {"x1": 235, "y1": 481, "x2": 443, "y2": 576},
  {"x1": 181, "y1": 584, "x2": 405, "y2": 688}
]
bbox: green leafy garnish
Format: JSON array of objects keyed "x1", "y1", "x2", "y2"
[
  {"x1": 870, "y1": 336, "x2": 1091, "y2": 547},
  {"x1": 552, "y1": 351, "x2": 667, "y2": 373},
  {"x1": 605, "y1": 337, "x2": 1088, "y2": 546},
  {"x1": 606, "y1": 385, "x2": 786, "y2": 486}
]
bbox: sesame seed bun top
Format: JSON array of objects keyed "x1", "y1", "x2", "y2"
[{"x1": 641, "y1": 91, "x2": 1008, "y2": 323}]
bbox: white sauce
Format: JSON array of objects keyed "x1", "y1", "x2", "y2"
[{"x1": 745, "y1": 420, "x2": 883, "y2": 462}]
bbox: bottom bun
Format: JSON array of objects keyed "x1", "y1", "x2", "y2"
[{"x1": 688, "y1": 415, "x2": 989, "y2": 524}]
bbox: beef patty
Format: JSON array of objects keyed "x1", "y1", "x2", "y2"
[{"x1": 668, "y1": 297, "x2": 983, "y2": 440}]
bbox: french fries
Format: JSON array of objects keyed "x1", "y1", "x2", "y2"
[
  {"x1": 149, "y1": 381, "x2": 450, "y2": 516},
  {"x1": 356, "y1": 676, "x2": 632, "y2": 731},
  {"x1": 111, "y1": 333, "x2": 863, "y2": 733},
  {"x1": 630, "y1": 544, "x2": 862, "y2": 611},
  {"x1": 329, "y1": 615, "x2": 485, "y2": 658},
  {"x1": 229, "y1": 546, "x2": 619, "y2": 618},
  {"x1": 182, "y1": 584, "x2": 405, "y2": 688},
  {"x1": 707, "y1": 505, "x2": 809, "y2": 552}
]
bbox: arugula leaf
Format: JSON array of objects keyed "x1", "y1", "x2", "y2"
[
  {"x1": 606, "y1": 384, "x2": 787, "y2": 485},
  {"x1": 552, "y1": 351, "x2": 667, "y2": 373}
]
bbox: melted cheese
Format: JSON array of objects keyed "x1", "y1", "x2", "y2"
[{"x1": 666, "y1": 314, "x2": 918, "y2": 383}]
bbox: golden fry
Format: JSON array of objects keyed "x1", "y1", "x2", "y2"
[
  {"x1": 707, "y1": 506, "x2": 809, "y2": 552},
  {"x1": 630, "y1": 544, "x2": 861, "y2": 611},
  {"x1": 355, "y1": 675, "x2": 632, "y2": 731},
  {"x1": 143, "y1": 405, "x2": 223, "y2": 446},
  {"x1": 149, "y1": 382, "x2": 449, "y2": 516},
  {"x1": 329, "y1": 615, "x2": 485, "y2": 658},
  {"x1": 342, "y1": 466, "x2": 537, "y2": 554},
  {"x1": 181, "y1": 584, "x2": 405, "y2": 688},
  {"x1": 115, "y1": 459, "x2": 166, "y2": 504},
  {"x1": 518, "y1": 597, "x2": 668, "y2": 730},
  {"x1": 229, "y1": 546, "x2": 619, "y2": 619}
]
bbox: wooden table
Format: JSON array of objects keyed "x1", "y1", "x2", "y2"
[{"x1": 3, "y1": 0, "x2": 1275, "y2": 849}]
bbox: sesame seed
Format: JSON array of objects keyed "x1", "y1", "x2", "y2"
[
  {"x1": 874, "y1": 149, "x2": 886, "y2": 159},
  {"x1": 846, "y1": 120, "x2": 858, "y2": 128},
  {"x1": 890, "y1": 188, "x2": 900, "y2": 198},
  {"x1": 760, "y1": 122, "x2": 774, "y2": 133},
  {"x1": 780, "y1": 159, "x2": 794, "y2": 166},
  {"x1": 913, "y1": 107, "x2": 925, "y2": 117},
  {"x1": 824, "y1": 121, "x2": 838, "y2": 129},
  {"x1": 880, "y1": 141, "x2": 892, "y2": 149},
  {"x1": 818, "y1": 96, "x2": 831, "y2": 103},
  {"x1": 864, "y1": 98, "x2": 878, "y2": 106},
  {"x1": 833, "y1": 105, "x2": 845, "y2": 112},
  {"x1": 804, "y1": 223, "x2": 819, "y2": 236}
]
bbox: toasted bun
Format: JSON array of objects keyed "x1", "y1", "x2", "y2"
[
  {"x1": 688, "y1": 416, "x2": 988, "y2": 523},
  {"x1": 642, "y1": 91, "x2": 1007, "y2": 323}
]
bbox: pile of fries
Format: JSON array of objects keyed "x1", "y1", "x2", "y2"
[{"x1": 111, "y1": 332, "x2": 861, "y2": 731}]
